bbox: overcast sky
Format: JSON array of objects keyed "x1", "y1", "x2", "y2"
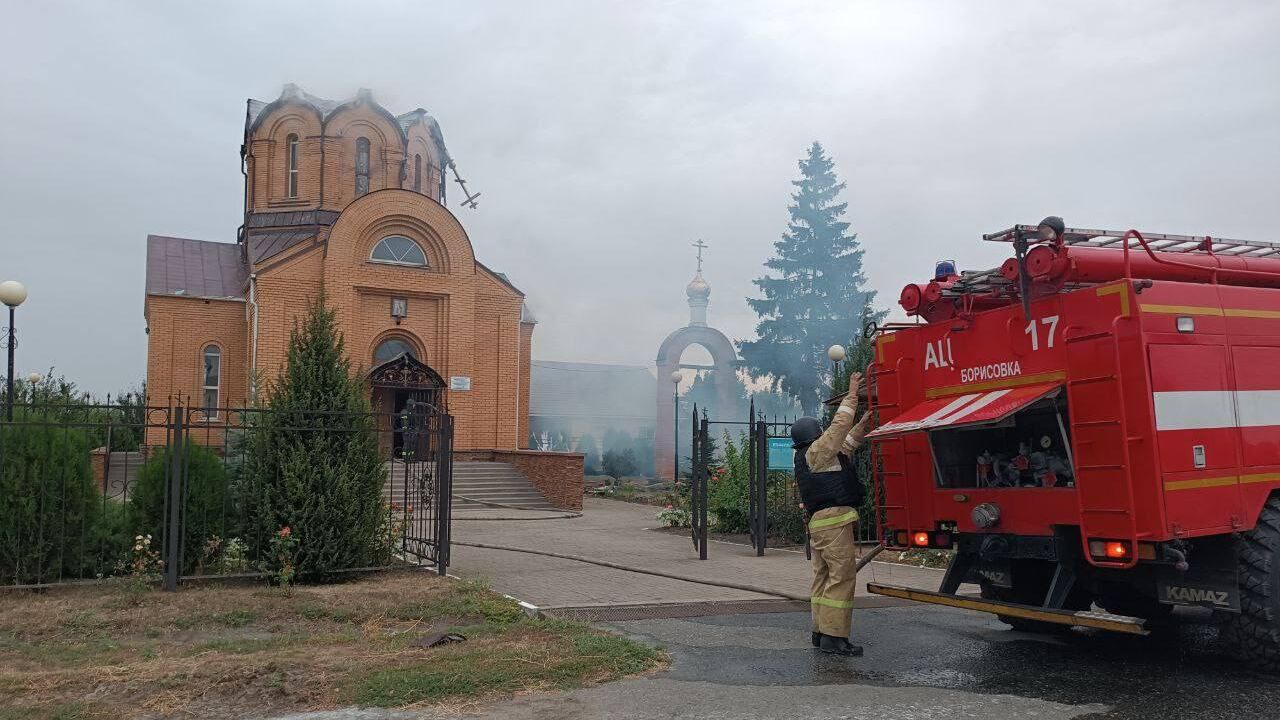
[{"x1": 2, "y1": 1, "x2": 1278, "y2": 395}]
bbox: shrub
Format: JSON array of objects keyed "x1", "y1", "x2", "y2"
[
  {"x1": 601, "y1": 448, "x2": 637, "y2": 481},
  {"x1": 129, "y1": 440, "x2": 231, "y2": 575},
  {"x1": 706, "y1": 430, "x2": 811, "y2": 545},
  {"x1": 238, "y1": 296, "x2": 387, "y2": 578},
  {"x1": 655, "y1": 505, "x2": 691, "y2": 528},
  {"x1": 708, "y1": 432, "x2": 749, "y2": 533},
  {"x1": 0, "y1": 413, "x2": 105, "y2": 584}
]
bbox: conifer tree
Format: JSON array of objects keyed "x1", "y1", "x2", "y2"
[
  {"x1": 740, "y1": 142, "x2": 881, "y2": 415},
  {"x1": 240, "y1": 295, "x2": 386, "y2": 577}
]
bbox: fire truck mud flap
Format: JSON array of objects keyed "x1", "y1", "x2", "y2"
[{"x1": 866, "y1": 583, "x2": 1149, "y2": 635}]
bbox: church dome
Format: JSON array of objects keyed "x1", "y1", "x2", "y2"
[{"x1": 686, "y1": 271, "x2": 711, "y2": 300}]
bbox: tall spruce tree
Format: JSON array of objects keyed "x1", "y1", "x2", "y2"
[
  {"x1": 240, "y1": 295, "x2": 387, "y2": 578},
  {"x1": 740, "y1": 142, "x2": 880, "y2": 414}
]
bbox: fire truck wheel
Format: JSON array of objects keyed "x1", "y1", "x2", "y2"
[{"x1": 1224, "y1": 495, "x2": 1280, "y2": 669}]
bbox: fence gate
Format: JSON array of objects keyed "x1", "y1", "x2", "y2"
[
  {"x1": 690, "y1": 406, "x2": 709, "y2": 560},
  {"x1": 392, "y1": 398, "x2": 454, "y2": 575}
]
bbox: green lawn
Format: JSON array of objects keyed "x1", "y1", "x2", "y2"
[{"x1": 0, "y1": 571, "x2": 663, "y2": 719}]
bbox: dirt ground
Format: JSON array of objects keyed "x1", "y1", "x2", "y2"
[{"x1": 0, "y1": 570, "x2": 662, "y2": 720}]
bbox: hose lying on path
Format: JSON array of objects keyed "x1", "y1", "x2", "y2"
[
  {"x1": 451, "y1": 540, "x2": 886, "y2": 603},
  {"x1": 451, "y1": 494, "x2": 583, "y2": 520}
]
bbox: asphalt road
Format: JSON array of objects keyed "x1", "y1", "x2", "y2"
[
  {"x1": 280, "y1": 604, "x2": 1280, "y2": 719},
  {"x1": 402, "y1": 604, "x2": 1280, "y2": 720}
]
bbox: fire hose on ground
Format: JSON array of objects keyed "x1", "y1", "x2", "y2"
[{"x1": 449, "y1": 540, "x2": 885, "y2": 602}]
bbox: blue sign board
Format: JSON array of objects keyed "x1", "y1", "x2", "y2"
[{"x1": 767, "y1": 437, "x2": 795, "y2": 472}]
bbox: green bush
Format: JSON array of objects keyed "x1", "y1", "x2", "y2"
[
  {"x1": 239, "y1": 296, "x2": 388, "y2": 578},
  {"x1": 706, "y1": 430, "x2": 821, "y2": 545},
  {"x1": 129, "y1": 440, "x2": 231, "y2": 575},
  {"x1": 0, "y1": 413, "x2": 105, "y2": 584},
  {"x1": 709, "y1": 432, "x2": 749, "y2": 532}
]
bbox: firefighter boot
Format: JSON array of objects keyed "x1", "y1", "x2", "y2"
[
  {"x1": 818, "y1": 635, "x2": 864, "y2": 657},
  {"x1": 811, "y1": 631, "x2": 821, "y2": 647}
]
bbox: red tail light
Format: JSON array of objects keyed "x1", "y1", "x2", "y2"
[
  {"x1": 913, "y1": 532, "x2": 930, "y2": 547},
  {"x1": 1088, "y1": 539, "x2": 1133, "y2": 561}
]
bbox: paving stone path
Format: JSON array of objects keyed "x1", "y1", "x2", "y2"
[{"x1": 448, "y1": 496, "x2": 962, "y2": 609}]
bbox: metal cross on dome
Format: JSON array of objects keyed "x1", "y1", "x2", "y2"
[{"x1": 692, "y1": 239, "x2": 708, "y2": 271}]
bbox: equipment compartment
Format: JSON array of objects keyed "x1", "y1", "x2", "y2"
[{"x1": 927, "y1": 391, "x2": 1074, "y2": 489}]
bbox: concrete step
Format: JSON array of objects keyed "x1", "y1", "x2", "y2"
[{"x1": 383, "y1": 460, "x2": 556, "y2": 511}]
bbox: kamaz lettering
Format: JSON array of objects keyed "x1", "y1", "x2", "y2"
[{"x1": 1163, "y1": 586, "x2": 1232, "y2": 608}]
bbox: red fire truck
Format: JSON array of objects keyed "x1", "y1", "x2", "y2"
[{"x1": 865, "y1": 219, "x2": 1280, "y2": 665}]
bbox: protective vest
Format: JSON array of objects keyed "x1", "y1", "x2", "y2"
[{"x1": 795, "y1": 449, "x2": 864, "y2": 516}]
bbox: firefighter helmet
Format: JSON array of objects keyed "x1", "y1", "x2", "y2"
[
  {"x1": 791, "y1": 416, "x2": 822, "y2": 448},
  {"x1": 1038, "y1": 215, "x2": 1065, "y2": 241}
]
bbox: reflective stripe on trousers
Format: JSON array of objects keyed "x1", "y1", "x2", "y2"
[{"x1": 809, "y1": 506, "x2": 858, "y2": 639}]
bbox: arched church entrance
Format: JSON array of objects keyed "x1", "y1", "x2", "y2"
[{"x1": 369, "y1": 351, "x2": 447, "y2": 456}]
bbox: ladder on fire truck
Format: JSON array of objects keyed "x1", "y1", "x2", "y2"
[
  {"x1": 940, "y1": 226, "x2": 1280, "y2": 299},
  {"x1": 866, "y1": 346, "x2": 899, "y2": 540},
  {"x1": 983, "y1": 225, "x2": 1280, "y2": 257},
  {"x1": 1062, "y1": 317, "x2": 1144, "y2": 569}
]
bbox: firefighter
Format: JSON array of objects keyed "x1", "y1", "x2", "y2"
[{"x1": 792, "y1": 375, "x2": 872, "y2": 657}]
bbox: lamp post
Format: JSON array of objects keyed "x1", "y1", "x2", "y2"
[
  {"x1": 0, "y1": 281, "x2": 28, "y2": 421},
  {"x1": 827, "y1": 344, "x2": 846, "y2": 400},
  {"x1": 671, "y1": 371, "x2": 682, "y2": 482},
  {"x1": 27, "y1": 373, "x2": 40, "y2": 405}
]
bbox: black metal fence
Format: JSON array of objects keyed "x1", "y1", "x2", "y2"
[
  {"x1": 0, "y1": 398, "x2": 452, "y2": 590},
  {"x1": 687, "y1": 400, "x2": 878, "y2": 560}
]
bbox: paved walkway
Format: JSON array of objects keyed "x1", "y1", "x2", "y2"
[{"x1": 450, "y1": 497, "x2": 966, "y2": 609}]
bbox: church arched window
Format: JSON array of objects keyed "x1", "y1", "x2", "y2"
[
  {"x1": 374, "y1": 337, "x2": 418, "y2": 364},
  {"x1": 370, "y1": 235, "x2": 428, "y2": 267},
  {"x1": 355, "y1": 137, "x2": 370, "y2": 196},
  {"x1": 202, "y1": 344, "x2": 221, "y2": 417},
  {"x1": 413, "y1": 154, "x2": 422, "y2": 192},
  {"x1": 286, "y1": 134, "x2": 299, "y2": 198}
]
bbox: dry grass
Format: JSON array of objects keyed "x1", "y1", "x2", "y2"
[{"x1": 0, "y1": 570, "x2": 663, "y2": 719}]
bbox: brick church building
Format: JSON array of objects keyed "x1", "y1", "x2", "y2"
[{"x1": 143, "y1": 84, "x2": 534, "y2": 451}]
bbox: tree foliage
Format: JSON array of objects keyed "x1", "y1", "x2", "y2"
[
  {"x1": 601, "y1": 448, "x2": 638, "y2": 481},
  {"x1": 739, "y1": 142, "x2": 882, "y2": 414},
  {"x1": 239, "y1": 296, "x2": 388, "y2": 578},
  {"x1": 0, "y1": 413, "x2": 105, "y2": 584},
  {"x1": 130, "y1": 440, "x2": 229, "y2": 575}
]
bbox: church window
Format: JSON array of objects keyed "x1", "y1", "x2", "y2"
[
  {"x1": 286, "y1": 134, "x2": 299, "y2": 198},
  {"x1": 202, "y1": 345, "x2": 221, "y2": 417},
  {"x1": 355, "y1": 137, "x2": 370, "y2": 196},
  {"x1": 413, "y1": 154, "x2": 422, "y2": 192},
  {"x1": 374, "y1": 337, "x2": 417, "y2": 364},
  {"x1": 371, "y1": 235, "x2": 428, "y2": 267}
]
